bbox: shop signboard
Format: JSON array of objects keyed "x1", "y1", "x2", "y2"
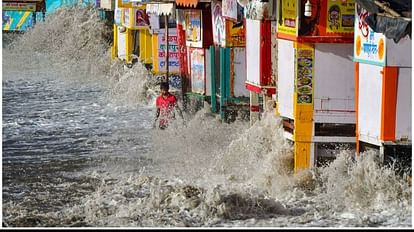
[{"x1": 353, "y1": 3, "x2": 386, "y2": 66}]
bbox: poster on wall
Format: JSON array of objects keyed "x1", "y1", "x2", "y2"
[
  {"x1": 190, "y1": 48, "x2": 205, "y2": 94},
  {"x1": 326, "y1": 0, "x2": 355, "y2": 33},
  {"x1": 134, "y1": 9, "x2": 150, "y2": 29},
  {"x1": 212, "y1": 1, "x2": 226, "y2": 47},
  {"x1": 222, "y1": 0, "x2": 238, "y2": 21},
  {"x1": 226, "y1": 20, "x2": 245, "y2": 47},
  {"x1": 277, "y1": 0, "x2": 297, "y2": 37},
  {"x1": 157, "y1": 29, "x2": 180, "y2": 73},
  {"x1": 296, "y1": 47, "x2": 314, "y2": 104},
  {"x1": 354, "y1": 3, "x2": 386, "y2": 66},
  {"x1": 185, "y1": 10, "x2": 203, "y2": 47}
]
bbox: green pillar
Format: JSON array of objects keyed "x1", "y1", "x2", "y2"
[
  {"x1": 220, "y1": 48, "x2": 225, "y2": 120},
  {"x1": 210, "y1": 46, "x2": 217, "y2": 113}
]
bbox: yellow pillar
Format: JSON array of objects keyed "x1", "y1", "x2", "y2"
[
  {"x1": 111, "y1": 24, "x2": 118, "y2": 60},
  {"x1": 293, "y1": 104, "x2": 313, "y2": 172},
  {"x1": 152, "y1": 33, "x2": 159, "y2": 73},
  {"x1": 293, "y1": 42, "x2": 314, "y2": 172}
]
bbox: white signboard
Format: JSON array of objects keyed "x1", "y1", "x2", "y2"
[
  {"x1": 354, "y1": 4, "x2": 386, "y2": 66},
  {"x1": 157, "y1": 29, "x2": 180, "y2": 73}
]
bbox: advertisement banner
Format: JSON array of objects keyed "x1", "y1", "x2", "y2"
[
  {"x1": 277, "y1": 0, "x2": 298, "y2": 37},
  {"x1": 326, "y1": 0, "x2": 355, "y2": 33},
  {"x1": 354, "y1": 3, "x2": 386, "y2": 66},
  {"x1": 212, "y1": 1, "x2": 226, "y2": 47},
  {"x1": 185, "y1": 10, "x2": 203, "y2": 48},
  {"x1": 157, "y1": 29, "x2": 180, "y2": 74},
  {"x1": 190, "y1": 48, "x2": 205, "y2": 94},
  {"x1": 296, "y1": 47, "x2": 314, "y2": 105}
]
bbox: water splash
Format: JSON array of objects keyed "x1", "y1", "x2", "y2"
[{"x1": 2, "y1": 5, "x2": 411, "y2": 228}]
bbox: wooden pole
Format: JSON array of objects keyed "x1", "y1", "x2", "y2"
[{"x1": 165, "y1": 14, "x2": 169, "y2": 82}]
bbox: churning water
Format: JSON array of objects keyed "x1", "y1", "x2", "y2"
[{"x1": 2, "y1": 5, "x2": 412, "y2": 228}]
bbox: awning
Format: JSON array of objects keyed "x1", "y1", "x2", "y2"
[
  {"x1": 146, "y1": 3, "x2": 175, "y2": 16},
  {"x1": 356, "y1": 0, "x2": 411, "y2": 42},
  {"x1": 176, "y1": 0, "x2": 199, "y2": 8}
]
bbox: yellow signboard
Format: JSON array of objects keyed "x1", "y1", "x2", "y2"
[
  {"x1": 326, "y1": 0, "x2": 355, "y2": 33},
  {"x1": 277, "y1": 0, "x2": 298, "y2": 36}
]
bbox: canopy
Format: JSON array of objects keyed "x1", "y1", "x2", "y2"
[{"x1": 356, "y1": 0, "x2": 411, "y2": 42}]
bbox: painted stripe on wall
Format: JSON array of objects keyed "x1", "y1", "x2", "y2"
[{"x1": 16, "y1": 11, "x2": 31, "y2": 30}]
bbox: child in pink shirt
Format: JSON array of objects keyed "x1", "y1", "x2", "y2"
[{"x1": 153, "y1": 82, "x2": 183, "y2": 129}]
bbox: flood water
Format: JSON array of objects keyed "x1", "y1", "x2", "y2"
[{"x1": 2, "y1": 6, "x2": 412, "y2": 228}]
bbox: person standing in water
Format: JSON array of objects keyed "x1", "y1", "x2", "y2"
[{"x1": 153, "y1": 81, "x2": 183, "y2": 129}]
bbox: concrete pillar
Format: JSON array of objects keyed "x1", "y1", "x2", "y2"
[{"x1": 250, "y1": 91, "x2": 260, "y2": 125}]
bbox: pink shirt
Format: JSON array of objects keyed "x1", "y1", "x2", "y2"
[{"x1": 156, "y1": 94, "x2": 177, "y2": 127}]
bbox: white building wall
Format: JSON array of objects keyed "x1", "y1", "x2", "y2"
[
  {"x1": 313, "y1": 43, "x2": 355, "y2": 124},
  {"x1": 358, "y1": 63, "x2": 382, "y2": 145},
  {"x1": 277, "y1": 39, "x2": 295, "y2": 119}
]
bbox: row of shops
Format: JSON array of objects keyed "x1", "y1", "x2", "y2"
[{"x1": 102, "y1": 0, "x2": 412, "y2": 173}]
